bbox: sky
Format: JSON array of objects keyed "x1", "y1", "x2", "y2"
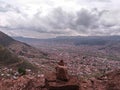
[{"x1": 0, "y1": 0, "x2": 120, "y2": 38}]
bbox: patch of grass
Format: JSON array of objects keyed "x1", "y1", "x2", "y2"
[
  {"x1": 0, "y1": 45, "x2": 38, "y2": 72},
  {"x1": 18, "y1": 67, "x2": 26, "y2": 75},
  {"x1": 0, "y1": 45, "x2": 19, "y2": 66},
  {"x1": 16, "y1": 60, "x2": 38, "y2": 72}
]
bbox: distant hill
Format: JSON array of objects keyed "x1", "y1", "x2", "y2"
[
  {"x1": 50, "y1": 36, "x2": 120, "y2": 46},
  {"x1": 13, "y1": 35, "x2": 120, "y2": 46}
]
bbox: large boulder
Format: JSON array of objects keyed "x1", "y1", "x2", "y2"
[
  {"x1": 45, "y1": 73, "x2": 80, "y2": 90},
  {"x1": 56, "y1": 65, "x2": 69, "y2": 81}
]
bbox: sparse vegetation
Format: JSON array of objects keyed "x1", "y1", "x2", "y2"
[
  {"x1": 0, "y1": 45, "x2": 37, "y2": 72},
  {"x1": 18, "y1": 67, "x2": 26, "y2": 75},
  {"x1": 0, "y1": 45, "x2": 19, "y2": 66},
  {"x1": 16, "y1": 60, "x2": 37, "y2": 72}
]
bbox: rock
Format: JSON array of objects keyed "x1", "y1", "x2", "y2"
[
  {"x1": 14, "y1": 72, "x2": 19, "y2": 76},
  {"x1": 44, "y1": 60, "x2": 79, "y2": 90},
  {"x1": 13, "y1": 76, "x2": 18, "y2": 80},
  {"x1": 56, "y1": 65, "x2": 69, "y2": 81},
  {"x1": 45, "y1": 73, "x2": 79, "y2": 90},
  {"x1": 1, "y1": 74, "x2": 4, "y2": 76},
  {"x1": 49, "y1": 85, "x2": 79, "y2": 90},
  {"x1": 26, "y1": 69, "x2": 31, "y2": 72},
  {"x1": 56, "y1": 60, "x2": 69, "y2": 81},
  {"x1": 6, "y1": 74, "x2": 10, "y2": 77}
]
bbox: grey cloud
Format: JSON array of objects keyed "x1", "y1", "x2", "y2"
[
  {"x1": 101, "y1": 22, "x2": 116, "y2": 27},
  {"x1": 0, "y1": 3, "x2": 120, "y2": 37},
  {"x1": 85, "y1": 0, "x2": 111, "y2": 2},
  {"x1": 0, "y1": 1, "x2": 20, "y2": 13},
  {"x1": 43, "y1": 8, "x2": 100, "y2": 34},
  {"x1": 46, "y1": 7, "x2": 74, "y2": 29},
  {"x1": 76, "y1": 9, "x2": 98, "y2": 28},
  {"x1": 95, "y1": 0, "x2": 111, "y2": 2}
]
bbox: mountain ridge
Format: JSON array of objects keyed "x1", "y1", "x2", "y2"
[
  {"x1": 13, "y1": 35, "x2": 120, "y2": 46},
  {"x1": 0, "y1": 31, "x2": 44, "y2": 70}
]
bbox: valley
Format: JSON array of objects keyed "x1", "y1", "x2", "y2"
[{"x1": 15, "y1": 36, "x2": 120, "y2": 77}]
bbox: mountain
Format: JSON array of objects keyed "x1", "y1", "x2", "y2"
[
  {"x1": 0, "y1": 31, "x2": 15, "y2": 46},
  {"x1": 0, "y1": 31, "x2": 46, "y2": 58},
  {"x1": 13, "y1": 35, "x2": 120, "y2": 46},
  {"x1": 0, "y1": 31, "x2": 48, "y2": 71},
  {"x1": 0, "y1": 31, "x2": 39, "y2": 69}
]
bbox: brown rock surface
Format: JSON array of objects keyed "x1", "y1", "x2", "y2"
[
  {"x1": 0, "y1": 75, "x2": 45, "y2": 90},
  {"x1": 56, "y1": 65, "x2": 69, "y2": 81},
  {"x1": 56, "y1": 60, "x2": 69, "y2": 81},
  {"x1": 80, "y1": 69, "x2": 120, "y2": 90},
  {"x1": 45, "y1": 73, "x2": 79, "y2": 90}
]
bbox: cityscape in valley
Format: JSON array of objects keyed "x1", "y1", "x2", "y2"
[
  {"x1": 15, "y1": 35, "x2": 120, "y2": 77},
  {"x1": 0, "y1": 0, "x2": 120, "y2": 90}
]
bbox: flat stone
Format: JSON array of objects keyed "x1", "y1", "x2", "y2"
[{"x1": 45, "y1": 73, "x2": 79, "y2": 90}]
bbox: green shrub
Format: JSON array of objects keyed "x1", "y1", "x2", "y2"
[{"x1": 18, "y1": 67, "x2": 26, "y2": 75}]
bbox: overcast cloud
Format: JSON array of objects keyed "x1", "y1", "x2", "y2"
[{"x1": 0, "y1": 0, "x2": 120, "y2": 38}]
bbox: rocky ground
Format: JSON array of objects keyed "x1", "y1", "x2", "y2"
[
  {"x1": 0, "y1": 67, "x2": 45, "y2": 90},
  {"x1": 0, "y1": 75, "x2": 45, "y2": 90},
  {"x1": 0, "y1": 68, "x2": 120, "y2": 90},
  {"x1": 80, "y1": 69, "x2": 120, "y2": 90}
]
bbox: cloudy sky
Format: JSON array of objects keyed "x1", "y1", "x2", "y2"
[{"x1": 0, "y1": 0, "x2": 120, "y2": 38}]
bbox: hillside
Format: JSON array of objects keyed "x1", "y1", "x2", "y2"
[
  {"x1": 0, "y1": 31, "x2": 48, "y2": 61},
  {"x1": 0, "y1": 31, "x2": 40, "y2": 53},
  {"x1": 0, "y1": 31, "x2": 15, "y2": 46},
  {"x1": 0, "y1": 45, "x2": 18, "y2": 66},
  {"x1": 0, "y1": 45, "x2": 35, "y2": 70},
  {"x1": 0, "y1": 31, "x2": 50, "y2": 72}
]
